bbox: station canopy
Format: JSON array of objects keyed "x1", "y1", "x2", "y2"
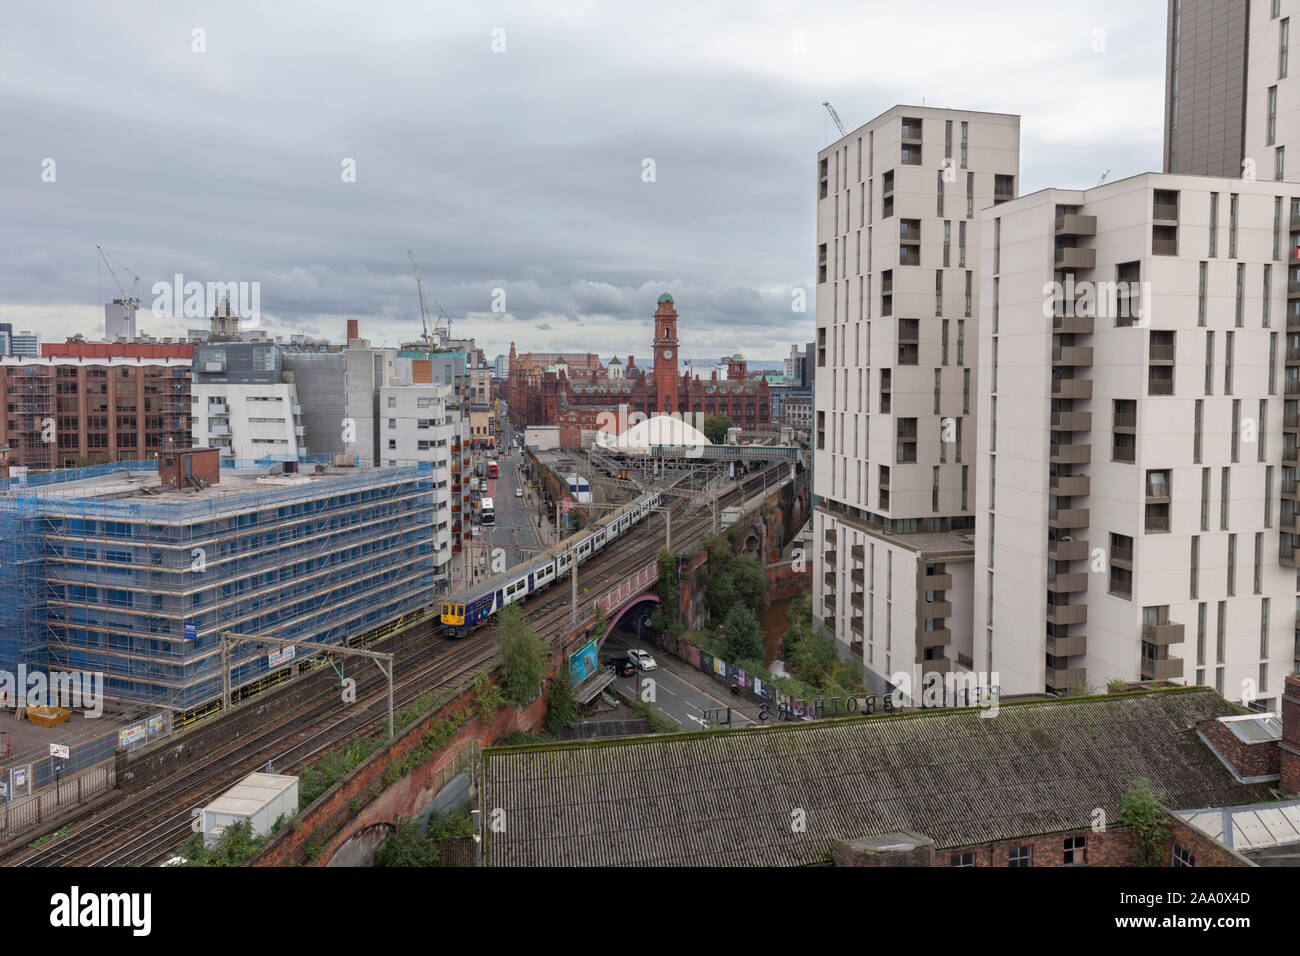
[{"x1": 595, "y1": 414, "x2": 712, "y2": 456}]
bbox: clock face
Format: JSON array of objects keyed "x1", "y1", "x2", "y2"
[{"x1": 662, "y1": 348, "x2": 673, "y2": 360}]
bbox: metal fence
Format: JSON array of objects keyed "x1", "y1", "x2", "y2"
[{"x1": 0, "y1": 759, "x2": 115, "y2": 841}]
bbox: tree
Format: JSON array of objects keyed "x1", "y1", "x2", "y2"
[
  {"x1": 725, "y1": 553, "x2": 769, "y2": 614},
  {"x1": 494, "y1": 604, "x2": 549, "y2": 706},
  {"x1": 545, "y1": 672, "x2": 578, "y2": 733},
  {"x1": 650, "y1": 548, "x2": 683, "y2": 636},
  {"x1": 1118, "y1": 779, "x2": 1170, "y2": 866},
  {"x1": 374, "y1": 817, "x2": 440, "y2": 867},
  {"x1": 722, "y1": 604, "x2": 763, "y2": 662},
  {"x1": 702, "y1": 414, "x2": 733, "y2": 444}
]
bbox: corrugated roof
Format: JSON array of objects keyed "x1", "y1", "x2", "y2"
[
  {"x1": 483, "y1": 689, "x2": 1273, "y2": 867},
  {"x1": 1180, "y1": 799, "x2": 1300, "y2": 852}
]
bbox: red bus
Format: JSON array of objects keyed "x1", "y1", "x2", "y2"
[{"x1": 488, "y1": 460, "x2": 499, "y2": 479}]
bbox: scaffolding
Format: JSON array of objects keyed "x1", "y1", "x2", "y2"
[
  {"x1": 0, "y1": 460, "x2": 437, "y2": 715},
  {"x1": 0, "y1": 493, "x2": 48, "y2": 677},
  {"x1": 4, "y1": 365, "x2": 55, "y2": 471}
]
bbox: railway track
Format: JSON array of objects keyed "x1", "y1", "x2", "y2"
[{"x1": 9, "y1": 462, "x2": 788, "y2": 866}]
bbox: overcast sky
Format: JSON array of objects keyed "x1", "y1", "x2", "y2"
[{"x1": 0, "y1": 0, "x2": 1167, "y2": 361}]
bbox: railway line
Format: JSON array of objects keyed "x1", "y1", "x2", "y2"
[{"x1": 7, "y1": 461, "x2": 789, "y2": 867}]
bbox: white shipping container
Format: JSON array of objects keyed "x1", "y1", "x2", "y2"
[{"x1": 201, "y1": 772, "x2": 299, "y2": 847}]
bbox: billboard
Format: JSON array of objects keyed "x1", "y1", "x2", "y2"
[{"x1": 569, "y1": 638, "x2": 598, "y2": 685}]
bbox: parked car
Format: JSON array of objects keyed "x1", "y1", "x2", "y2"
[
  {"x1": 627, "y1": 648, "x2": 658, "y2": 671},
  {"x1": 515, "y1": 486, "x2": 523, "y2": 497},
  {"x1": 604, "y1": 657, "x2": 637, "y2": 677}
]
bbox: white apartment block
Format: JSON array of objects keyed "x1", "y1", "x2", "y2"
[
  {"x1": 1245, "y1": 0, "x2": 1299, "y2": 182},
  {"x1": 192, "y1": 382, "x2": 305, "y2": 462},
  {"x1": 976, "y1": 172, "x2": 1300, "y2": 710},
  {"x1": 380, "y1": 381, "x2": 457, "y2": 585},
  {"x1": 812, "y1": 105, "x2": 1020, "y2": 696}
]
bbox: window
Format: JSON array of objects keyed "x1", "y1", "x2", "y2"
[
  {"x1": 959, "y1": 221, "x2": 967, "y2": 267},
  {"x1": 1113, "y1": 399, "x2": 1136, "y2": 463},
  {"x1": 1221, "y1": 467, "x2": 1231, "y2": 530},
  {"x1": 1227, "y1": 533, "x2": 1237, "y2": 596},
  {"x1": 388, "y1": 418, "x2": 397, "y2": 429},
  {"x1": 965, "y1": 172, "x2": 974, "y2": 218},
  {"x1": 964, "y1": 271, "x2": 972, "y2": 316},
  {"x1": 1209, "y1": 193, "x2": 1218, "y2": 256},
  {"x1": 1193, "y1": 399, "x2": 1203, "y2": 463},
  {"x1": 963, "y1": 368, "x2": 971, "y2": 413},
  {"x1": 1190, "y1": 535, "x2": 1199, "y2": 599},
  {"x1": 387, "y1": 396, "x2": 397, "y2": 408},
  {"x1": 1235, "y1": 263, "x2": 1244, "y2": 325},
  {"x1": 1198, "y1": 261, "x2": 1207, "y2": 326},
  {"x1": 896, "y1": 418, "x2": 917, "y2": 463},
  {"x1": 1232, "y1": 399, "x2": 1241, "y2": 461},
  {"x1": 1008, "y1": 845, "x2": 1032, "y2": 867},
  {"x1": 937, "y1": 171, "x2": 945, "y2": 217},
  {"x1": 1205, "y1": 331, "x2": 1214, "y2": 396},
  {"x1": 1270, "y1": 86, "x2": 1279, "y2": 145},
  {"x1": 957, "y1": 320, "x2": 966, "y2": 365},
  {"x1": 1201, "y1": 467, "x2": 1210, "y2": 531},
  {"x1": 934, "y1": 369, "x2": 942, "y2": 416},
  {"x1": 960, "y1": 121, "x2": 968, "y2": 169},
  {"x1": 1172, "y1": 844, "x2": 1195, "y2": 867},
  {"x1": 1229, "y1": 194, "x2": 1238, "y2": 258},
  {"x1": 1282, "y1": 18, "x2": 1290, "y2": 78},
  {"x1": 1278, "y1": 146, "x2": 1286, "y2": 182},
  {"x1": 951, "y1": 852, "x2": 975, "y2": 867},
  {"x1": 1063, "y1": 836, "x2": 1087, "y2": 865},
  {"x1": 1265, "y1": 264, "x2": 1273, "y2": 327},
  {"x1": 942, "y1": 319, "x2": 950, "y2": 364},
  {"x1": 1146, "y1": 469, "x2": 1171, "y2": 533}
]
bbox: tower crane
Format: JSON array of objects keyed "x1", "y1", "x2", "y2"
[
  {"x1": 96, "y1": 244, "x2": 141, "y2": 309},
  {"x1": 822, "y1": 101, "x2": 848, "y2": 138},
  {"x1": 407, "y1": 250, "x2": 454, "y2": 345}
]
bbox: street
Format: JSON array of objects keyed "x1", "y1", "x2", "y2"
[{"x1": 603, "y1": 632, "x2": 757, "y2": 729}]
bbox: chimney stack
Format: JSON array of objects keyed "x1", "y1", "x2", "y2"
[{"x1": 347, "y1": 319, "x2": 359, "y2": 342}]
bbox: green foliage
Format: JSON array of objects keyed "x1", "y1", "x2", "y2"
[
  {"x1": 702, "y1": 414, "x2": 733, "y2": 444},
  {"x1": 722, "y1": 604, "x2": 763, "y2": 662},
  {"x1": 498, "y1": 730, "x2": 554, "y2": 746},
  {"x1": 494, "y1": 603, "x2": 549, "y2": 706},
  {"x1": 374, "y1": 817, "x2": 441, "y2": 867},
  {"x1": 27, "y1": 826, "x2": 69, "y2": 849},
  {"x1": 395, "y1": 690, "x2": 439, "y2": 730},
  {"x1": 299, "y1": 736, "x2": 383, "y2": 809},
  {"x1": 427, "y1": 806, "x2": 475, "y2": 839},
  {"x1": 178, "y1": 820, "x2": 267, "y2": 867},
  {"x1": 630, "y1": 695, "x2": 681, "y2": 733},
  {"x1": 781, "y1": 593, "x2": 864, "y2": 696},
  {"x1": 650, "y1": 548, "x2": 683, "y2": 637},
  {"x1": 697, "y1": 535, "x2": 770, "y2": 624},
  {"x1": 1119, "y1": 779, "x2": 1170, "y2": 866},
  {"x1": 472, "y1": 669, "x2": 506, "y2": 722},
  {"x1": 545, "y1": 673, "x2": 579, "y2": 733}
]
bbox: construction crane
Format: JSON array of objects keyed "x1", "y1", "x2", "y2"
[
  {"x1": 407, "y1": 250, "x2": 454, "y2": 346},
  {"x1": 822, "y1": 101, "x2": 847, "y2": 138},
  {"x1": 96, "y1": 244, "x2": 141, "y2": 310}
]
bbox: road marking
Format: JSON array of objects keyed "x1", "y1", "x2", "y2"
[{"x1": 686, "y1": 714, "x2": 708, "y2": 727}]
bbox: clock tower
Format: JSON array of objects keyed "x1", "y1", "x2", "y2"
[{"x1": 652, "y1": 293, "x2": 680, "y2": 416}]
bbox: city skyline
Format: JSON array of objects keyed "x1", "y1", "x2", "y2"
[{"x1": 2, "y1": 1, "x2": 1166, "y2": 359}]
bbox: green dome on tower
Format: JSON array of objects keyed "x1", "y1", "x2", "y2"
[{"x1": 657, "y1": 293, "x2": 674, "y2": 303}]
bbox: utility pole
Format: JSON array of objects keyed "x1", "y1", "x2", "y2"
[{"x1": 570, "y1": 547, "x2": 578, "y2": 630}]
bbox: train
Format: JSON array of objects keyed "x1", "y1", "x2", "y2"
[{"x1": 438, "y1": 489, "x2": 666, "y2": 638}]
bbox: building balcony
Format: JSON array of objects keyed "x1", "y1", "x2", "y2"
[
  {"x1": 851, "y1": 592, "x2": 864, "y2": 611},
  {"x1": 1152, "y1": 236, "x2": 1179, "y2": 256},
  {"x1": 1285, "y1": 445, "x2": 1300, "y2": 465},
  {"x1": 917, "y1": 628, "x2": 952, "y2": 648},
  {"x1": 850, "y1": 616, "x2": 864, "y2": 636},
  {"x1": 1051, "y1": 411, "x2": 1092, "y2": 432},
  {"x1": 1052, "y1": 377, "x2": 1092, "y2": 400},
  {"x1": 1048, "y1": 571, "x2": 1089, "y2": 594},
  {"x1": 1052, "y1": 313, "x2": 1094, "y2": 334},
  {"x1": 209, "y1": 424, "x2": 231, "y2": 436},
  {"x1": 851, "y1": 567, "x2": 864, "y2": 586},
  {"x1": 292, "y1": 404, "x2": 303, "y2": 416},
  {"x1": 920, "y1": 600, "x2": 952, "y2": 620},
  {"x1": 1050, "y1": 474, "x2": 1090, "y2": 496},
  {"x1": 218, "y1": 446, "x2": 234, "y2": 457},
  {"x1": 916, "y1": 653, "x2": 952, "y2": 673},
  {"x1": 1047, "y1": 634, "x2": 1087, "y2": 658},
  {"x1": 1140, "y1": 655, "x2": 1184, "y2": 681},
  {"x1": 824, "y1": 570, "x2": 836, "y2": 587},
  {"x1": 1049, "y1": 507, "x2": 1089, "y2": 529},
  {"x1": 1288, "y1": 278, "x2": 1300, "y2": 298},
  {"x1": 920, "y1": 571, "x2": 953, "y2": 591},
  {"x1": 1288, "y1": 310, "x2": 1300, "y2": 331},
  {"x1": 1054, "y1": 247, "x2": 1096, "y2": 270},
  {"x1": 1052, "y1": 346, "x2": 1093, "y2": 367},
  {"x1": 1046, "y1": 603, "x2": 1088, "y2": 626},
  {"x1": 1046, "y1": 666, "x2": 1087, "y2": 689},
  {"x1": 824, "y1": 549, "x2": 837, "y2": 566},
  {"x1": 1050, "y1": 442, "x2": 1091, "y2": 465},
  {"x1": 1283, "y1": 479, "x2": 1300, "y2": 502},
  {"x1": 1048, "y1": 538, "x2": 1089, "y2": 561},
  {"x1": 207, "y1": 403, "x2": 228, "y2": 415},
  {"x1": 823, "y1": 593, "x2": 836, "y2": 612},
  {"x1": 1283, "y1": 544, "x2": 1298, "y2": 569},
  {"x1": 1110, "y1": 545, "x2": 1133, "y2": 568},
  {"x1": 1149, "y1": 344, "x2": 1175, "y2": 364},
  {"x1": 1152, "y1": 202, "x2": 1179, "y2": 224},
  {"x1": 1055, "y1": 213, "x2": 1097, "y2": 237},
  {"x1": 1142, "y1": 622, "x2": 1185, "y2": 646},
  {"x1": 825, "y1": 528, "x2": 836, "y2": 544}
]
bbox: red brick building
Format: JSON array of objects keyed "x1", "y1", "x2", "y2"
[
  {"x1": 505, "y1": 294, "x2": 770, "y2": 430},
  {"x1": 0, "y1": 356, "x2": 193, "y2": 470}
]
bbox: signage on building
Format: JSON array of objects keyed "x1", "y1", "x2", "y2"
[
  {"x1": 269, "y1": 645, "x2": 296, "y2": 668},
  {"x1": 118, "y1": 725, "x2": 146, "y2": 748},
  {"x1": 183, "y1": 622, "x2": 197, "y2": 641},
  {"x1": 49, "y1": 743, "x2": 70, "y2": 759}
]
